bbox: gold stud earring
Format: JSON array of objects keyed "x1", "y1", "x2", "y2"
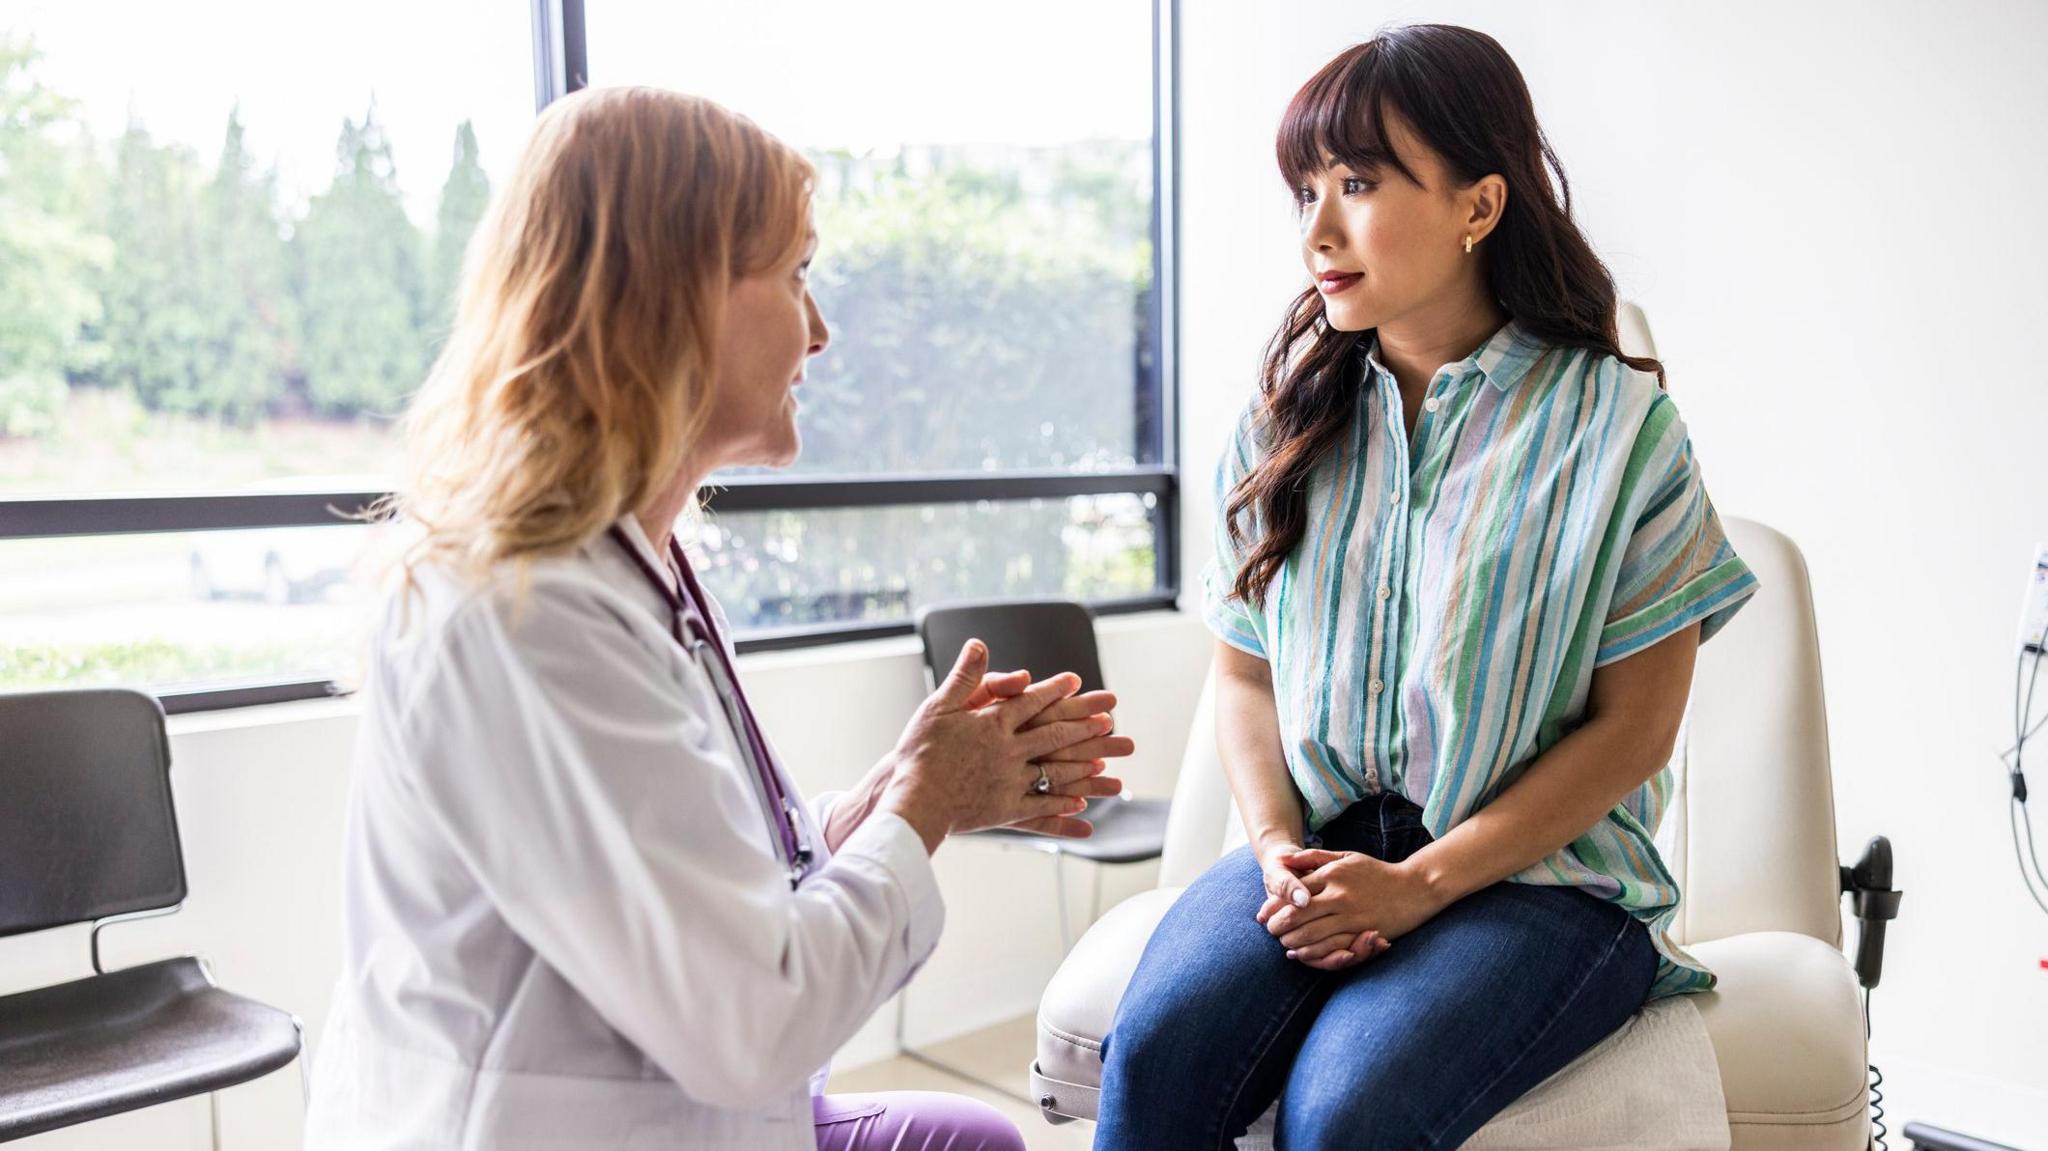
[{"x1": 1463, "y1": 235, "x2": 1474, "y2": 254}]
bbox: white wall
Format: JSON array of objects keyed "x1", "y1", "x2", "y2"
[{"x1": 1175, "y1": 2, "x2": 2048, "y2": 1145}]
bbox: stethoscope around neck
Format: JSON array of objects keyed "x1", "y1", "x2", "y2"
[{"x1": 607, "y1": 524, "x2": 815, "y2": 889}]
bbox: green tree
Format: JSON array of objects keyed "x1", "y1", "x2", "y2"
[
  {"x1": 799, "y1": 152, "x2": 1145, "y2": 475},
  {"x1": 190, "y1": 105, "x2": 295, "y2": 423},
  {"x1": 294, "y1": 101, "x2": 425, "y2": 418},
  {"x1": 426, "y1": 120, "x2": 490, "y2": 348},
  {"x1": 0, "y1": 35, "x2": 107, "y2": 436},
  {"x1": 98, "y1": 119, "x2": 209, "y2": 416}
]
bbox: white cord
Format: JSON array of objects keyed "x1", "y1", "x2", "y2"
[
  {"x1": 2005, "y1": 647, "x2": 2048, "y2": 916},
  {"x1": 2011, "y1": 799, "x2": 2048, "y2": 916}
]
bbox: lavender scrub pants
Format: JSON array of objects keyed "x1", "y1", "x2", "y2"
[{"x1": 813, "y1": 1091, "x2": 1026, "y2": 1151}]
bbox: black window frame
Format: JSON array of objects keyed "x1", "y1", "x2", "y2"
[{"x1": 0, "y1": 0, "x2": 1182, "y2": 714}]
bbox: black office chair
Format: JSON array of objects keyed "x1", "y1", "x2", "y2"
[
  {"x1": 0, "y1": 688, "x2": 304, "y2": 1144},
  {"x1": 908, "y1": 599, "x2": 1170, "y2": 1097}
]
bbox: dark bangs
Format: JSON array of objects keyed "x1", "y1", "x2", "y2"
[{"x1": 1275, "y1": 41, "x2": 1419, "y2": 191}]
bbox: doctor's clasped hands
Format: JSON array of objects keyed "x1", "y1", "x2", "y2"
[{"x1": 822, "y1": 638, "x2": 1133, "y2": 856}]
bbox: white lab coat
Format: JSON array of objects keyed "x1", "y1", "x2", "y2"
[{"x1": 303, "y1": 517, "x2": 945, "y2": 1151}]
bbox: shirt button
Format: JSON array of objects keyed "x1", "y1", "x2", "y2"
[
  {"x1": 1376, "y1": 584, "x2": 1391, "y2": 600},
  {"x1": 1389, "y1": 489, "x2": 1401, "y2": 505},
  {"x1": 1369, "y1": 679, "x2": 1385, "y2": 695},
  {"x1": 1423, "y1": 397, "x2": 1441, "y2": 413}
]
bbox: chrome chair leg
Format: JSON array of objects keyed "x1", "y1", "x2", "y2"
[
  {"x1": 1053, "y1": 852, "x2": 1072, "y2": 954},
  {"x1": 292, "y1": 1015, "x2": 310, "y2": 1103}
]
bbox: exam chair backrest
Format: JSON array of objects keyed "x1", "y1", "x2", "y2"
[
  {"x1": 0, "y1": 688, "x2": 187, "y2": 938},
  {"x1": 1672, "y1": 517, "x2": 1842, "y2": 947}
]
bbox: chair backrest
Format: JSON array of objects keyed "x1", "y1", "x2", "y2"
[
  {"x1": 916, "y1": 599, "x2": 1105, "y2": 693},
  {"x1": 0, "y1": 688, "x2": 187, "y2": 938},
  {"x1": 1158, "y1": 668, "x2": 1232, "y2": 887},
  {"x1": 1158, "y1": 516, "x2": 1843, "y2": 949},
  {"x1": 1669, "y1": 518, "x2": 1841, "y2": 946},
  {"x1": 1616, "y1": 300, "x2": 1657, "y2": 362}
]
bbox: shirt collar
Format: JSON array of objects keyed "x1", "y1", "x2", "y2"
[{"x1": 1361, "y1": 319, "x2": 1542, "y2": 393}]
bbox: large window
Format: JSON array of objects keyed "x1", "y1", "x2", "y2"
[{"x1": 0, "y1": 0, "x2": 1178, "y2": 709}]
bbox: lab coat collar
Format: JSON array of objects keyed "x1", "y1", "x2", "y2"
[
  {"x1": 603, "y1": 514, "x2": 685, "y2": 595},
  {"x1": 601, "y1": 513, "x2": 745, "y2": 663}
]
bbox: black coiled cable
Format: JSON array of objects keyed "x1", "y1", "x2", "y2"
[{"x1": 1864, "y1": 991, "x2": 1887, "y2": 1151}]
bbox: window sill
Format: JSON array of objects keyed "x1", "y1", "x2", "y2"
[{"x1": 163, "y1": 606, "x2": 1188, "y2": 735}]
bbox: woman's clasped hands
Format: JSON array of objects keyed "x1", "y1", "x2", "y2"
[{"x1": 1254, "y1": 842, "x2": 1451, "y2": 972}]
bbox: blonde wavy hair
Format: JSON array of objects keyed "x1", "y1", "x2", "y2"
[{"x1": 379, "y1": 86, "x2": 813, "y2": 587}]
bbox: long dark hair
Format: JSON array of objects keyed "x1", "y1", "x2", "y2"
[{"x1": 1227, "y1": 25, "x2": 1663, "y2": 608}]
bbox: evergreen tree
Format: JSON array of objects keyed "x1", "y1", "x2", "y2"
[
  {"x1": 191, "y1": 105, "x2": 295, "y2": 423},
  {"x1": 426, "y1": 120, "x2": 489, "y2": 348},
  {"x1": 294, "y1": 100, "x2": 425, "y2": 418},
  {"x1": 99, "y1": 118, "x2": 208, "y2": 415},
  {"x1": 0, "y1": 36, "x2": 106, "y2": 435}
]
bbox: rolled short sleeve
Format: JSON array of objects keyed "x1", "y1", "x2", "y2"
[
  {"x1": 1201, "y1": 402, "x2": 1269, "y2": 659},
  {"x1": 1595, "y1": 395, "x2": 1759, "y2": 667}
]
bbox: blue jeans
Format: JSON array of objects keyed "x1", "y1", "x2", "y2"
[{"x1": 1094, "y1": 792, "x2": 1655, "y2": 1150}]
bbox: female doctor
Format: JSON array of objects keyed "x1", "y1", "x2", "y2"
[{"x1": 303, "y1": 86, "x2": 1132, "y2": 1150}]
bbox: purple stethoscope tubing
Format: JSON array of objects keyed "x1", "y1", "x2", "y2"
[{"x1": 608, "y1": 525, "x2": 813, "y2": 887}]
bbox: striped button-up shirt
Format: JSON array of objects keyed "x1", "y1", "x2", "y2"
[{"x1": 1202, "y1": 319, "x2": 1758, "y2": 997}]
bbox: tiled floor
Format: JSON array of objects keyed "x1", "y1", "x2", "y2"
[{"x1": 825, "y1": 1014, "x2": 1095, "y2": 1151}]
